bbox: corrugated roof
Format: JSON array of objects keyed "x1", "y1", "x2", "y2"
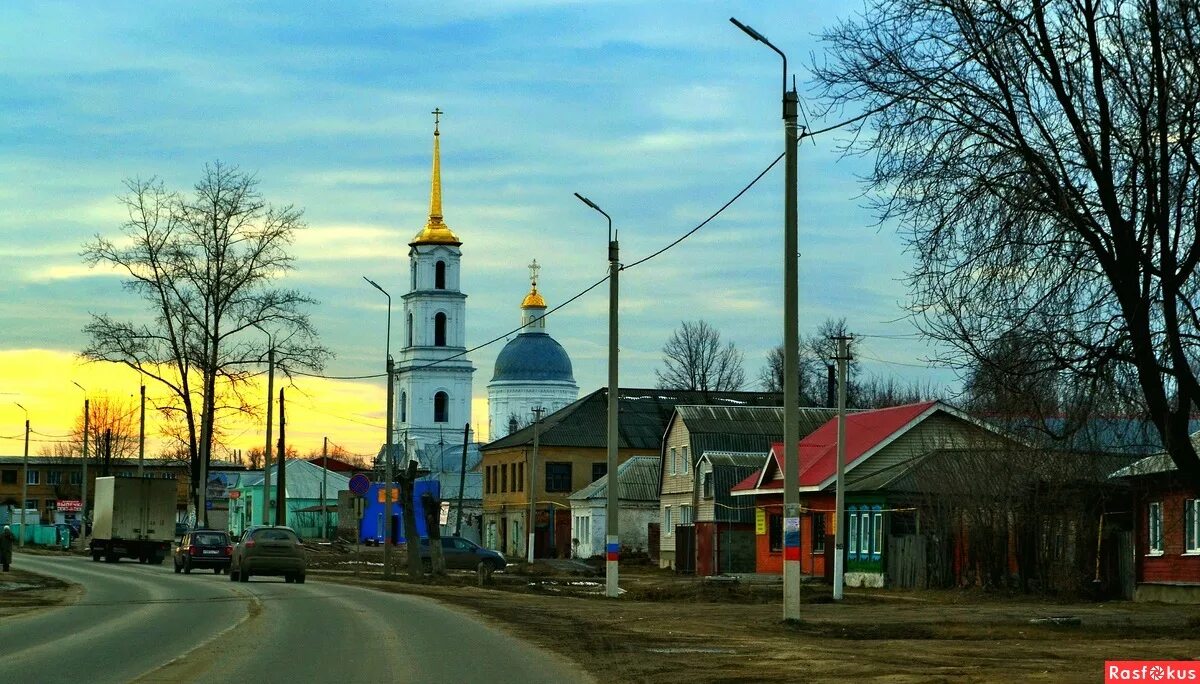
[
  {"x1": 1112, "y1": 430, "x2": 1200, "y2": 478},
  {"x1": 483, "y1": 387, "x2": 782, "y2": 452},
  {"x1": 701, "y1": 451, "x2": 768, "y2": 523},
  {"x1": 237, "y1": 459, "x2": 350, "y2": 499},
  {"x1": 569, "y1": 456, "x2": 662, "y2": 502}
]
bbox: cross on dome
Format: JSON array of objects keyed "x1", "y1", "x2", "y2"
[{"x1": 528, "y1": 259, "x2": 540, "y2": 288}]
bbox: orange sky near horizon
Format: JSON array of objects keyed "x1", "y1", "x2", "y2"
[{"x1": 0, "y1": 349, "x2": 493, "y2": 461}]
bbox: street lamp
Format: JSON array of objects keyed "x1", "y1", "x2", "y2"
[
  {"x1": 731, "y1": 16, "x2": 804, "y2": 617},
  {"x1": 574, "y1": 192, "x2": 620, "y2": 599},
  {"x1": 364, "y1": 275, "x2": 396, "y2": 580},
  {"x1": 252, "y1": 323, "x2": 276, "y2": 527},
  {"x1": 14, "y1": 402, "x2": 29, "y2": 548},
  {"x1": 72, "y1": 382, "x2": 89, "y2": 548}
]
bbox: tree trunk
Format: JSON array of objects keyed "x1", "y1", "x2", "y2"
[
  {"x1": 422, "y1": 491, "x2": 446, "y2": 577},
  {"x1": 398, "y1": 460, "x2": 423, "y2": 579}
]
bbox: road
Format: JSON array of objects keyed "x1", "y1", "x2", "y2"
[{"x1": 2, "y1": 552, "x2": 591, "y2": 684}]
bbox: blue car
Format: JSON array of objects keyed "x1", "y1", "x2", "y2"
[{"x1": 419, "y1": 536, "x2": 506, "y2": 572}]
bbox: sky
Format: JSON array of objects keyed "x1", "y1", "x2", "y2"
[{"x1": 0, "y1": 1, "x2": 959, "y2": 460}]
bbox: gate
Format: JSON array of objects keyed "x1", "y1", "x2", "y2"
[
  {"x1": 887, "y1": 534, "x2": 928, "y2": 589},
  {"x1": 647, "y1": 523, "x2": 660, "y2": 563},
  {"x1": 674, "y1": 526, "x2": 696, "y2": 574},
  {"x1": 717, "y1": 527, "x2": 756, "y2": 574}
]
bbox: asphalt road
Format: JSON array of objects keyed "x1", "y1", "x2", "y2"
[{"x1": 3, "y1": 552, "x2": 591, "y2": 684}]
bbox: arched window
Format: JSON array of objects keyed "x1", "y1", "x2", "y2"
[
  {"x1": 400, "y1": 391, "x2": 407, "y2": 423},
  {"x1": 434, "y1": 312, "x2": 447, "y2": 346},
  {"x1": 406, "y1": 313, "x2": 413, "y2": 347},
  {"x1": 434, "y1": 391, "x2": 449, "y2": 423},
  {"x1": 435, "y1": 261, "x2": 446, "y2": 289}
]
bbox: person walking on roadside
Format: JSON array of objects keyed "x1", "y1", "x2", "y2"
[{"x1": 1, "y1": 525, "x2": 14, "y2": 572}]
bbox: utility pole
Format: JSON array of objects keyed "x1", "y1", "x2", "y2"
[
  {"x1": 527, "y1": 406, "x2": 544, "y2": 564},
  {"x1": 321, "y1": 436, "x2": 328, "y2": 540},
  {"x1": 15, "y1": 403, "x2": 28, "y2": 548},
  {"x1": 833, "y1": 335, "x2": 851, "y2": 600},
  {"x1": 275, "y1": 387, "x2": 287, "y2": 526},
  {"x1": 137, "y1": 384, "x2": 146, "y2": 478},
  {"x1": 730, "y1": 15, "x2": 801, "y2": 621},
  {"x1": 455, "y1": 422, "x2": 469, "y2": 537},
  {"x1": 262, "y1": 343, "x2": 275, "y2": 526},
  {"x1": 73, "y1": 382, "x2": 89, "y2": 547},
  {"x1": 383, "y1": 356, "x2": 395, "y2": 579}
]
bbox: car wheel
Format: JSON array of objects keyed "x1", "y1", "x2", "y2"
[
  {"x1": 174, "y1": 560, "x2": 181, "y2": 574},
  {"x1": 239, "y1": 570, "x2": 250, "y2": 583},
  {"x1": 183, "y1": 560, "x2": 192, "y2": 574},
  {"x1": 230, "y1": 568, "x2": 239, "y2": 582},
  {"x1": 296, "y1": 574, "x2": 305, "y2": 584},
  {"x1": 284, "y1": 574, "x2": 294, "y2": 584},
  {"x1": 488, "y1": 560, "x2": 503, "y2": 573}
]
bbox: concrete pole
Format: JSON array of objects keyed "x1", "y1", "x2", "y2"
[
  {"x1": 262, "y1": 345, "x2": 274, "y2": 526},
  {"x1": 137, "y1": 384, "x2": 145, "y2": 478},
  {"x1": 20, "y1": 416, "x2": 29, "y2": 548},
  {"x1": 275, "y1": 387, "x2": 287, "y2": 526},
  {"x1": 527, "y1": 406, "x2": 544, "y2": 564},
  {"x1": 833, "y1": 335, "x2": 850, "y2": 600},
  {"x1": 384, "y1": 357, "x2": 395, "y2": 579},
  {"x1": 605, "y1": 230, "x2": 620, "y2": 598},
  {"x1": 322, "y1": 436, "x2": 328, "y2": 540},
  {"x1": 79, "y1": 391, "x2": 89, "y2": 547}
]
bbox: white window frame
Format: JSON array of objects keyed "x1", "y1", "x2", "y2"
[
  {"x1": 848, "y1": 511, "x2": 859, "y2": 560},
  {"x1": 664, "y1": 506, "x2": 672, "y2": 536},
  {"x1": 47, "y1": 470, "x2": 61, "y2": 485},
  {"x1": 860, "y1": 512, "x2": 871, "y2": 556},
  {"x1": 873, "y1": 511, "x2": 883, "y2": 559},
  {"x1": 26, "y1": 469, "x2": 39, "y2": 485},
  {"x1": 669, "y1": 448, "x2": 677, "y2": 475},
  {"x1": 681, "y1": 446, "x2": 689, "y2": 474},
  {"x1": 1186, "y1": 499, "x2": 1200, "y2": 554},
  {"x1": 1149, "y1": 501, "x2": 1164, "y2": 555},
  {"x1": 681, "y1": 505, "x2": 693, "y2": 526}
]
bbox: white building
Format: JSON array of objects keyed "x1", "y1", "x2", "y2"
[
  {"x1": 568, "y1": 456, "x2": 661, "y2": 559},
  {"x1": 395, "y1": 115, "x2": 476, "y2": 448},
  {"x1": 487, "y1": 260, "x2": 579, "y2": 439}
]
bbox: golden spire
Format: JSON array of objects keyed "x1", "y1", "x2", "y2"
[
  {"x1": 410, "y1": 107, "x2": 461, "y2": 246},
  {"x1": 522, "y1": 258, "x2": 546, "y2": 308}
]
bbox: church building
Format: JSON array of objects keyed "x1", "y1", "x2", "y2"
[{"x1": 487, "y1": 260, "x2": 579, "y2": 439}]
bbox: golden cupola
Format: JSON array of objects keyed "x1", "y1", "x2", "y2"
[
  {"x1": 410, "y1": 109, "x2": 462, "y2": 247},
  {"x1": 522, "y1": 259, "x2": 546, "y2": 309}
]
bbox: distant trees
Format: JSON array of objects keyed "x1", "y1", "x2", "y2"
[
  {"x1": 81, "y1": 162, "x2": 330, "y2": 523},
  {"x1": 655, "y1": 320, "x2": 746, "y2": 392},
  {"x1": 817, "y1": 0, "x2": 1200, "y2": 482},
  {"x1": 37, "y1": 395, "x2": 138, "y2": 464}
]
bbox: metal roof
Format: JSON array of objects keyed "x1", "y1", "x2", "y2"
[
  {"x1": 1112, "y1": 430, "x2": 1200, "y2": 478},
  {"x1": 483, "y1": 387, "x2": 782, "y2": 452},
  {"x1": 701, "y1": 451, "x2": 768, "y2": 523},
  {"x1": 569, "y1": 456, "x2": 662, "y2": 502},
  {"x1": 237, "y1": 459, "x2": 350, "y2": 499}
]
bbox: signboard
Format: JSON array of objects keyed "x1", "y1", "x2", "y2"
[
  {"x1": 755, "y1": 508, "x2": 766, "y2": 535},
  {"x1": 376, "y1": 487, "x2": 401, "y2": 504},
  {"x1": 349, "y1": 473, "x2": 370, "y2": 497},
  {"x1": 58, "y1": 500, "x2": 82, "y2": 513}
]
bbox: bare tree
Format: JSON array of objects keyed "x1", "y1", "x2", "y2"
[
  {"x1": 37, "y1": 395, "x2": 139, "y2": 462},
  {"x1": 758, "y1": 318, "x2": 857, "y2": 405},
  {"x1": 818, "y1": 0, "x2": 1200, "y2": 482},
  {"x1": 81, "y1": 162, "x2": 331, "y2": 522},
  {"x1": 655, "y1": 320, "x2": 745, "y2": 392}
]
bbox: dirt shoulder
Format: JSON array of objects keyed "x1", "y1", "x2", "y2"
[
  {"x1": 310, "y1": 559, "x2": 1200, "y2": 684},
  {"x1": 0, "y1": 568, "x2": 79, "y2": 619}
]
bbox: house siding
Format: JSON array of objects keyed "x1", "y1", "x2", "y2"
[{"x1": 843, "y1": 412, "x2": 1003, "y2": 487}]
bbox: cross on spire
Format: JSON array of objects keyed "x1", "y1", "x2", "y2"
[
  {"x1": 528, "y1": 258, "x2": 540, "y2": 287},
  {"x1": 432, "y1": 107, "x2": 443, "y2": 135}
]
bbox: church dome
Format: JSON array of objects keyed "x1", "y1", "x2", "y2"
[{"x1": 491, "y1": 333, "x2": 575, "y2": 383}]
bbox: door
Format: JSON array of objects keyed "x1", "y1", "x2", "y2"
[{"x1": 647, "y1": 523, "x2": 660, "y2": 563}]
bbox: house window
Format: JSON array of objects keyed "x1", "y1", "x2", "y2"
[
  {"x1": 518, "y1": 462, "x2": 524, "y2": 493},
  {"x1": 434, "y1": 392, "x2": 449, "y2": 423},
  {"x1": 435, "y1": 260, "x2": 446, "y2": 289},
  {"x1": 500, "y1": 465, "x2": 508, "y2": 493},
  {"x1": 664, "y1": 506, "x2": 672, "y2": 536},
  {"x1": 860, "y1": 511, "x2": 872, "y2": 556},
  {"x1": 1149, "y1": 501, "x2": 1163, "y2": 554},
  {"x1": 873, "y1": 509, "x2": 883, "y2": 560},
  {"x1": 1186, "y1": 499, "x2": 1200, "y2": 554},
  {"x1": 769, "y1": 513, "x2": 783, "y2": 552},
  {"x1": 669, "y1": 448, "x2": 676, "y2": 475},
  {"x1": 26, "y1": 470, "x2": 39, "y2": 485},
  {"x1": 510, "y1": 463, "x2": 518, "y2": 492},
  {"x1": 545, "y1": 462, "x2": 572, "y2": 492},
  {"x1": 1, "y1": 470, "x2": 15, "y2": 484},
  {"x1": 701, "y1": 471, "x2": 713, "y2": 498},
  {"x1": 681, "y1": 447, "x2": 689, "y2": 474},
  {"x1": 434, "y1": 313, "x2": 447, "y2": 346},
  {"x1": 484, "y1": 466, "x2": 490, "y2": 494},
  {"x1": 681, "y1": 505, "x2": 693, "y2": 526},
  {"x1": 591, "y1": 462, "x2": 607, "y2": 483},
  {"x1": 812, "y1": 513, "x2": 826, "y2": 552},
  {"x1": 24, "y1": 499, "x2": 37, "y2": 511},
  {"x1": 70, "y1": 471, "x2": 82, "y2": 485},
  {"x1": 47, "y1": 470, "x2": 62, "y2": 485},
  {"x1": 848, "y1": 507, "x2": 859, "y2": 560}
]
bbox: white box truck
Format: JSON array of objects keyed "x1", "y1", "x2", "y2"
[{"x1": 90, "y1": 476, "x2": 176, "y2": 564}]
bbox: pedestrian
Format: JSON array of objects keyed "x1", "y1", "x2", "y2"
[{"x1": 1, "y1": 524, "x2": 14, "y2": 572}]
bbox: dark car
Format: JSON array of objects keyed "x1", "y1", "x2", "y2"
[
  {"x1": 174, "y1": 529, "x2": 232, "y2": 574},
  {"x1": 420, "y1": 536, "x2": 506, "y2": 572},
  {"x1": 230, "y1": 526, "x2": 307, "y2": 584}
]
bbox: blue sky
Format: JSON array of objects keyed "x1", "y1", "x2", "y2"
[{"x1": 0, "y1": 1, "x2": 957, "y2": 452}]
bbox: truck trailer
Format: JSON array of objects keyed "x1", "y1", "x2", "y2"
[{"x1": 90, "y1": 476, "x2": 176, "y2": 564}]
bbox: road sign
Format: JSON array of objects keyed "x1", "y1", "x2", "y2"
[
  {"x1": 354, "y1": 497, "x2": 366, "y2": 520},
  {"x1": 349, "y1": 473, "x2": 370, "y2": 497}
]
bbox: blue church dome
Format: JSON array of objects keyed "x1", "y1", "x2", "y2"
[{"x1": 491, "y1": 332, "x2": 575, "y2": 383}]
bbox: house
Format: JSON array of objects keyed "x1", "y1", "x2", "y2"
[
  {"x1": 688, "y1": 451, "x2": 770, "y2": 574},
  {"x1": 232, "y1": 459, "x2": 349, "y2": 539},
  {"x1": 1113, "y1": 435, "x2": 1200, "y2": 603},
  {"x1": 414, "y1": 441, "x2": 484, "y2": 544},
  {"x1": 481, "y1": 387, "x2": 780, "y2": 559},
  {"x1": 731, "y1": 401, "x2": 1017, "y2": 587},
  {"x1": 657, "y1": 405, "x2": 838, "y2": 571},
  {"x1": 568, "y1": 456, "x2": 661, "y2": 559}
]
